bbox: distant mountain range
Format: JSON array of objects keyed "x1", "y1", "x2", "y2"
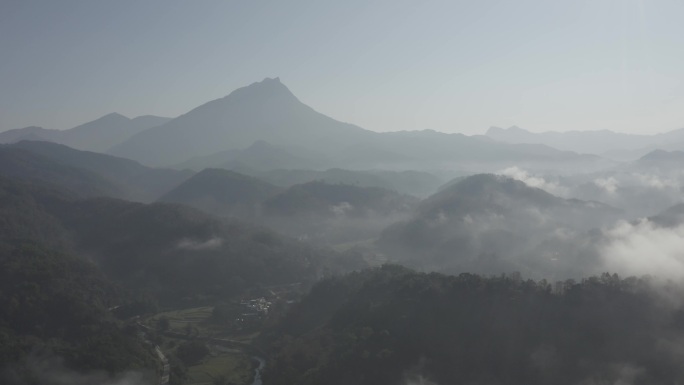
[
  {"x1": 0, "y1": 113, "x2": 170, "y2": 152},
  {"x1": 8, "y1": 79, "x2": 683, "y2": 171},
  {"x1": 0, "y1": 78, "x2": 615, "y2": 173},
  {"x1": 636, "y1": 149, "x2": 684, "y2": 164},
  {"x1": 109, "y1": 78, "x2": 372, "y2": 166},
  {"x1": 159, "y1": 168, "x2": 417, "y2": 245},
  {"x1": 262, "y1": 181, "x2": 416, "y2": 219},
  {"x1": 174, "y1": 140, "x2": 329, "y2": 172},
  {"x1": 158, "y1": 166, "x2": 419, "y2": 221},
  {"x1": 486, "y1": 125, "x2": 684, "y2": 160},
  {"x1": 258, "y1": 168, "x2": 444, "y2": 197},
  {"x1": 101, "y1": 78, "x2": 608, "y2": 171}
]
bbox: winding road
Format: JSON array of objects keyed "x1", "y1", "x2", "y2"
[{"x1": 154, "y1": 345, "x2": 170, "y2": 385}]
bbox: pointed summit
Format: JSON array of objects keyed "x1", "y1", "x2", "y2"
[
  {"x1": 109, "y1": 77, "x2": 370, "y2": 166},
  {"x1": 220, "y1": 76, "x2": 298, "y2": 106},
  {"x1": 101, "y1": 112, "x2": 130, "y2": 120},
  {"x1": 250, "y1": 76, "x2": 282, "y2": 86}
]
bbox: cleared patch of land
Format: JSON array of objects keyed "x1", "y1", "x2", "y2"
[
  {"x1": 144, "y1": 305, "x2": 264, "y2": 384},
  {"x1": 186, "y1": 352, "x2": 253, "y2": 385}
]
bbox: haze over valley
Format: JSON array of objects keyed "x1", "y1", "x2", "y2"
[{"x1": 3, "y1": 1, "x2": 684, "y2": 385}]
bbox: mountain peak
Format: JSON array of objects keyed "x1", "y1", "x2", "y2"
[
  {"x1": 67, "y1": 113, "x2": 131, "y2": 129},
  {"x1": 433, "y1": 174, "x2": 558, "y2": 204},
  {"x1": 245, "y1": 77, "x2": 285, "y2": 90},
  {"x1": 100, "y1": 112, "x2": 130, "y2": 121},
  {"x1": 221, "y1": 76, "x2": 297, "y2": 103}
]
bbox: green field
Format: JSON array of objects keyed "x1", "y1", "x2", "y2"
[
  {"x1": 148, "y1": 306, "x2": 214, "y2": 334},
  {"x1": 146, "y1": 306, "x2": 260, "y2": 384},
  {"x1": 186, "y1": 352, "x2": 253, "y2": 385}
]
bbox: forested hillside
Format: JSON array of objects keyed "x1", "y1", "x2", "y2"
[
  {"x1": 8, "y1": 141, "x2": 193, "y2": 202},
  {"x1": 0, "y1": 175, "x2": 365, "y2": 383},
  {"x1": 0, "y1": 241, "x2": 158, "y2": 384},
  {"x1": 263, "y1": 265, "x2": 684, "y2": 385},
  {"x1": 379, "y1": 174, "x2": 621, "y2": 278}
]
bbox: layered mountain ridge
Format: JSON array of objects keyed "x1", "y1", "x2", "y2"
[
  {"x1": 487, "y1": 125, "x2": 684, "y2": 160},
  {"x1": 105, "y1": 78, "x2": 608, "y2": 171},
  {"x1": 0, "y1": 113, "x2": 171, "y2": 153}
]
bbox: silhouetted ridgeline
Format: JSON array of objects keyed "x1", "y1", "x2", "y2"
[
  {"x1": 107, "y1": 78, "x2": 607, "y2": 171},
  {"x1": 2, "y1": 141, "x2": 192, "y2": 202},
  {"x1": 0, "y1": 113, "x2": 170, "y2": 153}
]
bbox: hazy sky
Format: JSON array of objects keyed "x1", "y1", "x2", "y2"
[{"x1": 1, "y1": 0, "x2": 683, "y2": 135}]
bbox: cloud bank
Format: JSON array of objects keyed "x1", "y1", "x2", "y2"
[
  {"x1": 498, "y1": 167, "x2": 568, "y2": 197},
  {"x1": 600, "y1": 219, "x2": 684, "y2": 280}
]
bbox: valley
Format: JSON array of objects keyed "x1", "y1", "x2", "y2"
[{"x1": 3, "y1": 69, "x2": 684, "y2": 385}]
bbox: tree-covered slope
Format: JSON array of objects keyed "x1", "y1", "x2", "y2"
[
  {"x1": 379, "y1": 174, "x2": 621, "y2": 278},
  {"x1": 0, "y1": 241, "x2": 157, "y2": 383},
  {"x1": 0, "y1": 145, "x2": 124, "y2": 199},
  {"x1": 263, "y1": 265, "x2": 683, "y2": 385},
  {"x1": 158, "y1": 168, "x2": 282, "y2": 218},
  {"x1": 0, "y1": 176, "x2": 357, "y2": 304},
  {"x1": 11, "y1": 141, "x2": 193, "y2": 202}
]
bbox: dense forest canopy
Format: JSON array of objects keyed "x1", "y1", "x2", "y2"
[{"x1": 262, "y1": 265, "x2": 684, "y2": 385}]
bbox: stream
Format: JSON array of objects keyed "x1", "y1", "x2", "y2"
[{"x1": 251, "y1": 356, "x2": 266, "y2": 385}]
